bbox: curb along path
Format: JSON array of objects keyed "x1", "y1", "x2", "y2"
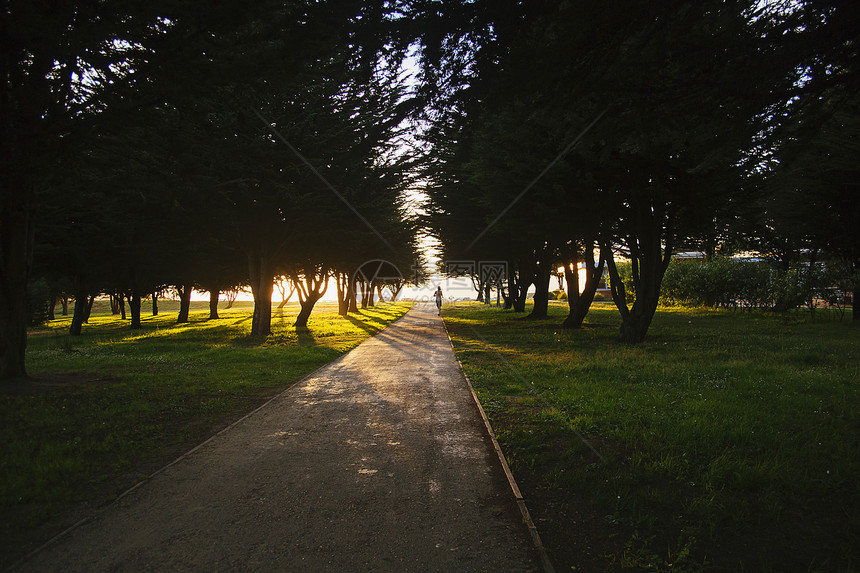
[{"x1": 13, "y1": 303, "x2": 540, "y2": 572}]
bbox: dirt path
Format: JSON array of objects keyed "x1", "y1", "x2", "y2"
[{"x1": 12, "y1": 303, "x2": 539, "y2": 572}]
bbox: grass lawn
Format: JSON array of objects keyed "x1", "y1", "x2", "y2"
[
  {"x1": 443, "y1": 301, "x2": 859, "y2": 572},
  {"x1": 0, "y1": 300, "x2": 411, "y2": 569}
]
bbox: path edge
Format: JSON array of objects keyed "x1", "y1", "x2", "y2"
[{"x1": 441, "y1": 314, "x2": 556, "y2": 573}]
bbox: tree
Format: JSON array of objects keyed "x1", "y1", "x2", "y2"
[
  {"x1": 290, "y1": 262, "x2": 330, "y2": 328},
  {"x1": 561, "y1": 241, "x2": 606, "y2": 329},
  {"x1": 0, "y1": 1, "x2": 161, "y2": 378}
]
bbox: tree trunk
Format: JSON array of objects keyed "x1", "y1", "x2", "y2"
[
  {"x1": 562, "y1": 242, "x2": 605, "y2": 329},
  {"x1": 622, "y1": 259, "x2": 668, "y2": 344},
  {"x1": 348, "y1": 279, "x2": 359, "y2": 313},
  {"x1": 528, "y1": 275, "x2": 550, "y2": 318},
  {"x1": 527, "y1": 254, "x2": 552, "y2": 319},
  {"x1": 48, "y1": 295, "x2": 57, "y2": 321},
  {"x1": 605, "y1": 235, "x2": 671, "y2": 344},
  {"x1": 252, "y1": 291, "x2": 273, "y2": 335},
  {"x1": 502, "y1": 266, "x2": 514, "y2": 309},
  {"x1": 367, "y1": 282, "x2": 376, "y2": 307},
  {"x1": 70, "y1": 299, "x2": 87, "y2": 336},
  {"x1": 335, "y1": 272, "x2": 355, "y2": 316},
  {"x1": 562, "y1": 261, "x2": 585, "y2": 328},
  {"x1": 119, "y1": 292, "x2": 127, "y2": 320},
  {"x1": 176, "y1": 284, "x2": 192, "y2": 324},
  {"x1": 129, "y1": 291, "x2": 142, "y2": 329},
  {"x1": 0, "y1": 93, "x2": 37, "y2": 379},
  {"x1": 292, "y1": 268, "x2": 329, "y2": 328},
  {"x1": 209, "y1": 288, "x2": 220, "y2": 320},
  {"x1": 84, "y1": 294, "x2": 95, "y2": 323},
  {"x1": 110, "y1": 293, "x2": 119, "y2": 315},
  {"x1": 152, "y1": 291, "x2": 159, "y2": 315},
  {"x1": 70, "y1": 286, "x2": 88, "y2": 337},
  {"x1": 60, "y1": 295, "x2": 69, "y2": 316},
  {"x1": 0, "y1": 250, "x2": 30, "y2": 378},
  {"x1": 501, "y1": 287, "x2": 512, "y2": 309},
  {"x1": 475, "y1": 274, "x2": 484, "y2": 302},
  {"x1": 248, "y1": 253, "x2": 273, "y2": 336},
  {"x1": 854, "y1": 288, "x2": 859, "y2": 321},
  {"x1": 295, "y1": 293, "x2": 321, "y2": 328},
  {"x1": 336, "y1": 273, "x2": 348, "y2": 316},
  {"x1": 513, "y1": 279, "x2": 529, "y2": 312},
  {"x1": 359, "y1": 279, "x2": 370, "y2": 309},
  {"x1": 512, "y1": 261, "x2": 533, "y2": 312},
  {"x1": 617, "y1": 307, "x2": 653, "y2": 343}
]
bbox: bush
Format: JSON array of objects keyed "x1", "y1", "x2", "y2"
[
  {"x1": 550, "y1": 289, "x2": 567, "y2": 300},
  {"x1": 659, "y1": 257, "x2": 848, "y2": 312},
  {"x1": 661, "y1": 258, "x2": 777, "y2": 309}
]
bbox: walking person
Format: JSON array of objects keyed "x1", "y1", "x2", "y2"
[{"x1": 434, "y1": 286, "x2": 443, "y2": 315}]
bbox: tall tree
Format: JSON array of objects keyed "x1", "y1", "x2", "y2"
[{"x1": 1, "y1": 1, "x2": 161, "y2": 377}]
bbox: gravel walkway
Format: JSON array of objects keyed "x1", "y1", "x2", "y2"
[{"x1": 13, "y1": 303, "x2": 539, "y2": 572}]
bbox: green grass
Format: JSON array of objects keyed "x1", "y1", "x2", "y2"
[
  {"x1": 444, "y1": 301, "x2": 859, "y2": 572},
  {"x1": 0, "y1": 300, "x2": 411, "y2": 568}
]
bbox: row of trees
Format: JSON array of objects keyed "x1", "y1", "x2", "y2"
[
  {"x1": 2, "y1": 1, "x2": 429, "y2": 380},
  {"x1": 421, "y1": 0, "x2": 859, "y2": 342},
  {"x1": 2, "y1": 1, "x2": 857, "y2": 378}
]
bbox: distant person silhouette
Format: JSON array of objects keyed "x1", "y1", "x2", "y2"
[{"x1": 434, "y1": 286, "x2": 443, "y2": 315}]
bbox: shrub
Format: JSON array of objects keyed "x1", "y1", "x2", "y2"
[
  {"x1": 550, "y1": 289, "x2": 567, "y2": 300},
  {"x1": 659, "y1": 257, "x2": 848, "y2": 312}
]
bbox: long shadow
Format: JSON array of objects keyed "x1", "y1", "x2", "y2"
[
  {"x1": 513, "y1": 314, "x2": 551, "y2": 322},
  {"x1": 345, "y1": 314, "x2": 381, "y2": 336},
  {"x1": 296, "y1": 326, "x2": 316, "y2": 346}
]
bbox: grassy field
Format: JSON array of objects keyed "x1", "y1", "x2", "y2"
[
  {"x1": 443, "y1": 301, "x2": 859, "y2": 572},
  {"x1": 0, "y1": 300, "x2": 411, "y2": 569}
]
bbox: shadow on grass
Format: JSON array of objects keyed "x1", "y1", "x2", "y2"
[
  {"x1": 513, "y1": 314, "x2": 552, "y2": 321},
  {"x1": 296, "y1": 327, "x2": 316, "y2": 346},
  {"x1": 345, "y1": 313, "x2": 381, "y2": 336}
]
